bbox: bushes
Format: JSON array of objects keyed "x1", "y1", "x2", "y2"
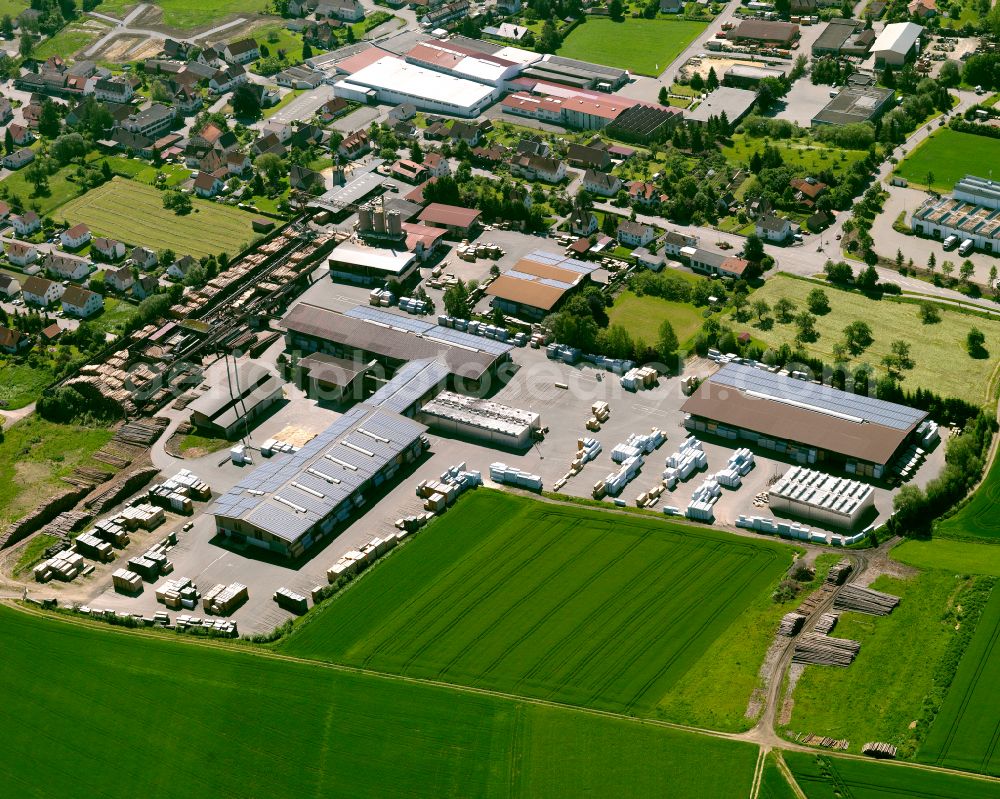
[
  {"x1": 37, "y1": 384, "x2": 122, "y2": 425},
  {"x1": 627, "y1": 270, "x2": 693, "y2": 302}
]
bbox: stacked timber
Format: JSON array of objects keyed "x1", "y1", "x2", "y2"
[
  {"x1": 834, "y1": 585, "x2": 901, "y2": 616},
  {"x1": 814, "y1": 613, "x2": 839, "y2": 635},
  {"x1": 792, "y1": 634, "x2": 861, "y2": 667},
  {"x1": 826, "y1": 560, "x2": 853, "y2": 586},
  {"x1": 777, "y1": 612, "x2": 806, "y2": 636},
  {"x1": 862, "y1": 742, "x2": 897, "y2": 759},
  {"x1": 797, "y1": 585, "x2": 836, "y2": 616}
]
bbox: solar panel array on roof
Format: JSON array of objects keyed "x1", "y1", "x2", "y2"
[
  {"x1": 344, "y1": 305, "x2": 513, "y2": 357},
  {"x1": 709, "y1": 364, "x2": 925, "y2": 430},
  {"x1": 211, "y1": 405, "x2": 425, "y2": 543},
  {"x1": 367, "y1": 357, "x2": 449, "y2": 414},
  {"x1": 524, "y1": 249, "x2": 595, "y2": 275}
]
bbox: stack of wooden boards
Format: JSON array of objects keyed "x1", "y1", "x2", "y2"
[
  {"x1": 793, "y1": 633, "x2": 861, "y2": 667},
  {"x1": 834, "y1": 584, "x2": 901, "y2": 616}
]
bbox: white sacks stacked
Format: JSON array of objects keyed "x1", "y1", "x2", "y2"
[
  {"x1": 490, "y1": 462, "x2": 543, "y2": 491},
  {"x1": 716, "y1": 447, "x2": 752, "y2": 489},
  {"x1": 603, "y1": 455, "x2": 643, "y2": 497},
  {"x1": 612, "y1": 444, "x2": 642, "y2": 464},
  {"x1": 663, "y1": 436, "x2": 707, "y2": 485},
  {"x1": 686, "y1": 476, "x2": 721, "y2": 522}
]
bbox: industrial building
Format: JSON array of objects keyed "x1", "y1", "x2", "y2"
[
  {"x1": 517, "y1": 54, "x2": 628, "y2": 91},
  {"x1": 282, "y1": 303, "x2": 512, "y2": 387},
  {"x1": 502, "y1": 89, "x2": 639, "y2": 131},
  {"x1": 210, "y1": 404, "x2": 427, "y2": 559},
  {"x1": 366, "y1": 357, "x2": 451, "y2": 416},
  {"x1": 871, "y1": 22, "x2": 922, "y2": 66},
  {"x1": 686, "y1": 87, "x2": 757, "y2": 127},
  {"x1": 723, "y1": 64, "x2": 785, "y2": 88},
  {"x1": 681, "y1": 363, "x2": 928, "y2": 479},
  {"x1": 418, "y1": 390, "x2": 541, "y2": 449},
  {"x1": 327, "y1": 240, "x2": 419, "y2": 286},
  {"x1": 726, "y1": 20, "x2": 799, "y2": 46},
  {"x1": 769, "y1": 466, "x2": 876, "y2": 529},
  {"x1": 294, "y1": 352, "x2": 376, "y2": 402},
  {"x1": 605, "y1": 103, "x2": 683, "y2": 143},
  {"x1": 188, "y1": 365, "x2": 284, "y2": 440},
  {"x1": 332, "y1": 56, "x2": 499, "y2": 117},
  {"x1": 486, "y1": 249, "x2": 602, "y2": 320},
  {"x1": 811, "y1": 85, "x2": 894, "y2": 126},
  {"x1": 910, "y1": 175, "x2": 1000, "y2": 254},
  {"x1": 403, "y1": 39, "x2": 530, "y2": 86},
  {"x1": 811, "y1": 18, "x2": 875, "y2": 57}
]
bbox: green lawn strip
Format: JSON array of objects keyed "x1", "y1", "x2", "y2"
[
  {"x1": 557, "y1": 18, "x2": 707, "y2": 76},
  {"x1": 264, "y1": 88, "x2": 304, "y2": 118},
  {"x1": 607, "y1": 290, "x2": 705, "y2": 347},
  {"x1": 723, "y1": 133, "x2": 867, "y2": 178},
  {"x1": 10, "y1": 533, "x2": 60, "y2": 576},
  {"x1": 0, "y1": 604, "x2": 759, "y2": 798},
  {"x1": 748, "y1": 273, "x2": 1000, "y2": 402},
  {"x1": 894, "y1": 538, "x2": 1000, "y2": 575},
  {"x1": 786, "y1": 751, "x2": 1000, "y2": 799},
  {"x1": 894, "y1": 129, "x2": 1000, "y2": 192},
  {"x1": 93, "y1": 0, "x2": 270, "y2": 28},
  {"x1": 59, "y1": 177, "x2": 259, "y2": 258},
  {"x1": 0, "y1": 358, "x2": 58, "y2": 409},
  {"x1": 279, "y1": 489, "x2": 792, "y2": 717},
  {"x1": 784, "y1": 570, "x2": 971, "y2": 756},
  {"x1": 178, "y1": 432, "x2": 231, "y2": 455},
  {"x1": 0, "y1": 416, "x2": 114, "y2": 528}
]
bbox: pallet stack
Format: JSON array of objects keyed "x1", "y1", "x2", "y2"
[
  {"x1": 274, "y1": 587, "x2": 308, "y2": 615},
  {"x1": 663, "y1": 437, "x2": 707, "y2": 488},
  {"x1": 203, "y1": 582, "x2": 249, "y2": 616},
  {"x1": 33, "y1": 551, "x2": 85, "y2": 583},
  {"x1": 73, "y1": 532, "x2": 114, "y2": 563},
  {"x1": 155, "y1": 576, "x2": 199, "y2": 610},
  {"x1": 112, "y1": 568, "x2": 143, "y2": 594},
  {"x1": 490, "y1": 463, "x2": 542, "y2": 491}
]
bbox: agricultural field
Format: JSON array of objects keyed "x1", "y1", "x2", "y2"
[
  {"x1": 894, "y1": 129, "x2": 1000, "y2": 192},
  {"x1": 723, "y1": 135, "x2": 868, "y2": 184},
  {"x1": 893, "y1": 538, "x2": 1000, "y2": 576},
  {"x1": 935, "y1": 449, "x2": 1000, "y2": 541},
  {"x1": 91, "y1": 0, "x2": 269, "y2": 29},
  {"x1": 919, "y1": 587, "x2": 1000, "y2": 776},
  {"x1": 786, "y1": 752, "x2": 1000, "y2": 799},
  {"x1": 760, "y1": 753, "x2": 798, "y2": 799},
  {"x1": 557, "y1": 18, "x2": 707, "y2": 76},
  {"x1": 280, "y1": 491, "x2": 792, "y2": 717},
  {"x1": 749, "y1": 274, "x2": 1000, "y2": 402},
  {"x1": 59, "y1": 178, "x2": 260, "y2": 258},
  {"x1": 783, "y1": 571, "x2": 974, "y2": 755},
  {"x1": 607, "y1": 291, "x2": 705, "y2": 348},
  {"x1": 0, "y1": 604, "x2": 760, "y2": 798},
  {"x1": 0, "y1": 417, "x2": 114, "y2": 530}
]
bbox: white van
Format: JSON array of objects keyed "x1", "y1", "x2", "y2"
[
  {"x1": 943, "y1": 234, "x2": 959, "y2": 250},
  {"x1": 958, "y1": 239, "x2": 974, "y2": 256}
]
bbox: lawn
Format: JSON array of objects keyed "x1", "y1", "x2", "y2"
[
  {"x1": 557, "y1": 18, "x2": 707, "y2": 76},
  {"x1": 98, "y1": 156, "x2": 190, "y2": 188},
  {"x1": 919, "y1": 586, "x2": 1000, "y2": 776},
  {"x1": 178, "y1": 432, "x2": 231, "y2": 456},
  {"x1": 893, "y1": 538, "x2": 1000, "y2": 575},
  {"x1": 59, "y1": 177, "x2": 260, "y2": 258},
  {"x1": 91, "y1": 0, "x2": 269, "y2": 28},
  {"x1": 607, "y1": 290, "x2": 705, "y2": 348},
  {"x1": 783, "y1": 570, "x2": 974, "y2": 756},
  {"x1": 10, "y1": 533, "x2": 60, "y2": 576},
  {"x1": 88, "y1": 296, "x2": 138, "y2": 338},
  {"x1": 0, "y1": 416, "x2": 114, "y2": 529},
  {"x1": 935, "y1": 446, "x2": 1000, "y2": 541},
  {"x1": 33, "y1": 22, "x2": 106, "y2": 60},
  {"x1": 0, "y1": 604, "x2": 760, "y2": 798},
  {"x1": 279, "y1": 490, "x2": 792, "y2": 717},
  {"x1": 894, "y1": 129, "x2": 1000, "y2": 192},
  {"x1": 749, "y1": 274, "x2": 1000, "y2": 402},
  {"x1": 786, "y1": 752, "x2": 1000, "y2": 798},
  {"x1": 0, "y1": 358, "x2": 59, "y2": 409},
  {"x1": 264, "y1": 89, "x2": 304, "y2": 119},
  {"x1": 723, "y1": 134, "x2": 868, "y2": 180},
  {"x1": 2, "y1": 163, "x2": 88, "y2": 217}
]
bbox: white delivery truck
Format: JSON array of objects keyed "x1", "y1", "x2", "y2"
[{"x1": 958, "y1": 239, "x2": 974, "y2": 256}]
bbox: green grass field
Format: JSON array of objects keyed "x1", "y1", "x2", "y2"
[
  {"x1": 749, "y1": 274, "x2": 1000, "y2": 402},
  {"x1": 92, "y1": 0, "x2": 269, "y2": 29},
  {"x1": 607, "y1": 290, "x2": 705, "y2": 348},
  {"x1": 893, "y1": 538, "x2": 1000, "y2": 575},
  {"x1": 280, "y1": 491, "x2": 791, "y2": 717},
  {"x1": 0, "y1": 416, "x2": 114, "y2": 529},
  {"x1": 3, "y1": 163, "x2": 87, "y2": 217},
  {"x1": 784, "y1": 571, "x2": 971, "y2": 756},
  {"x1": 723, "y1": 135, "x2": 868, "y2": 182},
  {"x1": 936, "y1": 448, "x2": 1000, "y2": 541},
  {"x1": 33, "y1": 22, "x2": 105, "y2": 60},
  {"x1": 59, "y1": 177, "x2": 259, "y2": 258},
  {"x1": 786, "y1": 752, "x2": 1000, "y2": 798},
  {"x1": 0, "y1": 604, "x2": 760, "y2": 798},
  {"x1": 557, "y1": 18, "x2": 707, "y2": 76},
  {"x1": 894, "y1": 129, "x2": 1000, "y2": 192},
  {"x1": 760, "y1": 753, "x2": 798, "y2": 799},
  {"x1": 99, "y1": 157, "x2": 190, "y2": 188},
  {"x1": 919, "y1": 587, "x2": 1000, "y2": 776},
  {"x1": 0, "y1": 358, "x2": 59, "y2": 409}
]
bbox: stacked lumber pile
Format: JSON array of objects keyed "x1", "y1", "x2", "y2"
[
  {"x1": 115, "y1": 418, "x2": 169, "y2": 447},
  {"x1": 797, "y1": 584, "x2": 836, "y2": 616},
  {"x1": 797, "y1": 734, "x2": 849, "y2": 750},
  {"x1": 62, "y1": 466, "x2": 113, "y2": 489},
  {"x1": 792, "y1": 633, "x2": 861, "y2": 667},
  {"x1": 862, "y1": 742, "x2": 897, "y2": 759},
  {"x1": 834, "y1": 585, "x2": 900, "y2": 616},
  {"x1": 778, "y1": 612, "x2": 806, "y2": 637},
  {"x1": 826, "y1": 559, "x2": 853, "y2": 586},
  {"x1": 814, "y1": 613, "x2": 839, "y2": 635}
]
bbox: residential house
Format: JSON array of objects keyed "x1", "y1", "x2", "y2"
[
  {"x1": 471, "y1": 145, "x2": 507, "y2": 166},
  {"x1": 61, "y1": 285, "x2": 104, "y2": 318},
  {"x1": 133, "y1": 274, "x2": 160, "y2": 299},
  {"x1": 8, "y1": 123, "x2": 33, "y2": 146},
  {"x1": 755, "y1": 213, "x2": 792, "y2": 243},
  {"x1": 40, "y1": 322, "x2": 62, "y2": 342},
  {"x1": 260, "y1": 120, "x2": 293, "y2": 144},
  {"x1": 321, "y1": 0, "x2": 365, "y2": 21},
  {"x1": 497, "y1": 0, "x2": 522, "y2": 11},
  {"x1": 22, "y1": 276, "x2": 65, "y2": 307},
  {"x1": 684, "y1": 246, "x2": 750, "y2": 279},
  {"x1": 789, "y1": 177, "x2": 828, "y2": 209},
  {"x1": 628, "y1": 181, "x2": 666, "y2": 208},
  {"x1": 317, "y1": 97, "x2": 349, "y2": 122},
  {"x1": 0, "y1": 274, "x2": 21, "y2": 298},
  {"x1": 483, "y1": 23, "x2": 528, "y2": 41},
  {"x1": 168, "y1": 255, "x2": 198, "y2": 280},
  {"x1": 105, "y1": 265, "x2": 135, "y2": 292},
  {"x1": 251, "y1": 132, "x2": 286, "y2": 158},
  {"x1": 227, "y1": 151, "x2": 251, "y2": 176},
  {"x1": 303, "y1": 20, "x2": 342, "y2": 49},
  {"x1": 662, "y1": 229, "x2": 696, "y2": 256},
  {"x1": 44, "y1": 252, "x2": 91, "y2": 281},
  {"x1": 617, "y1": 220, "x2": 656, "y2": 247},
  {"x1": 93, "y1": 237, "x2": 127, "y2": 261},
  {"x1": 276, "y1": 66, "x2": 323, "y2": 90},
  {"x1": 907, "y1": 0, "x2": 936, "y2": 16},
  {"x1": 569, "y1": 208, "x2": 598, "y2": 236},
  {"x1": 448, "y1": 121, "x2": 481, "y2": 147},
  {"x1": 389, "y1": 103, "x2": 417, "y2": 122},
  {"x1": 390, "y1": 159, "x2": 429, "y2": 184},
  {"x1": 3, "y1": 148, "x2": 35, "y2": 170},
  {"x1": 12, "y1": 212, "x2": 41, "y2": 236},
  {"x1": 198, "y1": 46, "x2": 221, "y2": 67},
  {"x1": 130, "y1": 246, "x2": 158, "y2": 270},
  {"x1": 631, "y1": 246, "x2": 666, "y2": 271},
  {"x1": 511, "y1": 154, "x2": 566, "y2": 183},
  {"x1": 60, "y1": 223, "x2": 92, "y2": 250},
  {"x1": 209, "y1": 64, "x2": 247, "y2": 94},
  {"x1": 122, "y1": 103, "x2": 175, "y2": 138},
  {"x1": 660, "y1": 0, "x2": 682, "y2": 11},
  {"x1": 583, "y1": 170, "x2": 622, "y2": 198},
  {"x1": 516, "y1": 138, "x2": 549, "y2": 158},
  {"x1": 4, "y1": 241, "x2": 38, "y2": 267},
  {"x1": 338, "y1": 130, "x2": 371, "y2": 159},
  {"x1": 112, "y1": 130, "x2": 154, "y2": 158},
  {"x1": 163, "y1": 38, "x2": 189, "y2": 59},
  {"x1": 422, "y1": 152, "x2": 450, "y2": 178},
  {"x1": 290, "y1": 164, "x2": 326, "y2": 192},
  {"x1": 174, "y1": 85, "x2": 202, "y2": 114},
  {"x1": 223, "y1": 39, "x2": 260, "y2": 65},
  {"x1": 94, "y1": 76, "x2": 134, "y2": 103},
  {"x1": 567, "y1": 142, "x2": 611, "y2": 170},
  {"x1": 290, "y1": 123, "x2": 323, "y2": 148},
  {"x1": 194, "y1": 171, "x2": 224, "y2": 198},
  {"x1": 0, "y1": 326, "x2": 29, "y2": 354},
  {"x1": 393, "y1": 120, "x2": 417, "y2": 139}
]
